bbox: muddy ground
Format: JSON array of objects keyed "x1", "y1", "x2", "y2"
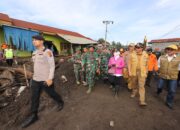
[{"x1": 0, "y1": 60, "x2": 180, "y2": 130}]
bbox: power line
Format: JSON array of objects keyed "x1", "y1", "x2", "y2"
[{"x1": 159, "y1": 24, "x2": 180, "y2": 38}]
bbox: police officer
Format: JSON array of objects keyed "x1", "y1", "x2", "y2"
[{"x1": 21, "y1": 35, "x2": 64, "y2": 128}]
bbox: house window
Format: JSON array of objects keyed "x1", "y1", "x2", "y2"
[{"x1": 61, "y1": 42, "x2": 69, "y2": 51}]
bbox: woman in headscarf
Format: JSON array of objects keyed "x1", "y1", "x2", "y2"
[{"x1": 108, "y1": 50, "x2": 125, "y2": 97}]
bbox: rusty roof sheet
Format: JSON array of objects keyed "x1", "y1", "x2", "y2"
[
  {"x1": 0, "y1": 13, "x2": 12, "y2": 22},
  {"x1": 150, "y1": 38, "x2": 180, "y2": 43}
]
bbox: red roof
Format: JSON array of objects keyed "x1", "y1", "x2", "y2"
[
  {"x1": 150, "y1": 38, "x2": 180, "y2": 43},
  {"x1": 0, "y1": 13, "x2": 11, "y2": 22},
  {"x1": 0, "y1": 13, "x2": 92, "y2": 39}
]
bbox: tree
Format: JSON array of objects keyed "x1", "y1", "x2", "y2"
[
  {"x1": 111, "y1": 41, "x2": 122, "y2": 49},
  {"x1": 97, "y1": 38, "x2": 105, "y2": 44},
  {"x1": 116, "y1": 42, "x2": 122, "y2": 49},
  {"x1": 112, "y1": 41, "x2": 116, "y2": 46}
]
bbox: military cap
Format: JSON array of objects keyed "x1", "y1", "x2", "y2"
[
  {"x1": 75, "y1": 47, "x2": 81, "y2": 51},
  {"x1": 88, "y1": 45, "x2": 95, "y2": 49},
  {"x1": 32, "y1": 35, "x2": 44, "y2": 41},
  {"x1": 83, "y1": 46, "x2": 88, "y2": 49}
]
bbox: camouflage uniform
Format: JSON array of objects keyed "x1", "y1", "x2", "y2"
[
  {"x1": 71, "y1": 52, "x2": 82, "y2": 84},
  {"x1": 82, "y1": 52, "x2": 99, "y2": 90},
  {"x1": 99, "y1": 51, "x2": 111, "y2": 80},
  {"x1": 81, "y1": 52, "x2": 87, "y2": 83}
]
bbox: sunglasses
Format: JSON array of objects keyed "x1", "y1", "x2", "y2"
[
  {"x1": 135, "y1": 46, "x2": 142, "y2": 49},
  {"x1": 166, "y1": 48, "x2": 174, "y2": 51}
]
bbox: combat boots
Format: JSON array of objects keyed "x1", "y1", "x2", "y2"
[
  {"x1": 76, "y1": 81, "x2": 80, "y2": 85},
  {"x1": 82, "y1": 81, "x2": 87, "y2": 86},
  {"x1": 21, "y1": 113, "x2": 38, "y2": 128},
  {"x1": 55, "y1": 101, "x2": 64, "y2": 112},
  {"x1": 86, "y1": 88, "x2": 92, "y2": 94}
]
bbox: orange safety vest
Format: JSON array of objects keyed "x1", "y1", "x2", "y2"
[
  {"x1": 147, "y1": 53, "x2": 158, "y2": 71},
  {"x1": 1, "y1": 43, "x2": 8, "y2": 50}
]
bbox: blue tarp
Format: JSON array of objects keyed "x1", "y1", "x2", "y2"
[{"x1": 3, "y1": 25, "x2": 39, "y2": 51}]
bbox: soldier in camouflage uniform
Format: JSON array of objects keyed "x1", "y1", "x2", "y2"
[
  {"x1": 81, "y1": 47, "x2": 88, "y2": 85},
  {"x1": 82, "y1": 46, "x2": 100, "y2": 94},
  {"x1": 98, "y1": 47, "x2": 111, "y2": 82},
  {"x1": 71, "y1": 48, "x2": 82, "y2": 85}
]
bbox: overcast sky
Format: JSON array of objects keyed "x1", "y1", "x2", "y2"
[{"x1": 0, "y1": 0, "x2": 180, "y2": 44}]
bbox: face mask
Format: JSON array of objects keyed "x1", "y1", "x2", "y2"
[{"x1": 113, "y1": 52, "x2": 120, "y2": 60}]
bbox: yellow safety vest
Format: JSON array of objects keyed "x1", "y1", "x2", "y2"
[{"x1": 5, "y1": 49, "x2": 13, "y2": 59}]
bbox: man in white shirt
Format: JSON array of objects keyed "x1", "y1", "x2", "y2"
[{"x1": 157, "y1": 44, "x2": 180, "y2": 109}]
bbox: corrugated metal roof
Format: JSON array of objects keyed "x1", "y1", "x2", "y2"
[
  {"x1": 58, "y1": 34, "x2": 97, "y2": 44},
  {"x1": 150, "y1": 38, "x2": 180, "y2": 43}
]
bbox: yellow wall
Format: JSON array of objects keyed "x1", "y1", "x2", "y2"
[
  {"x1": 44, "y1": 34, "x2": 59, "y2": 54},
  {"x1": 0, "y1": 28, "x2": 5, "y2": 44}
]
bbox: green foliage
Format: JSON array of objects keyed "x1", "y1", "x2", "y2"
[
  {"x1": 111, "y1": 41, "x2": 122, "y2": 50},
  {"x1": 97, "y1": 38, "x2": 105, "y2": 44}
]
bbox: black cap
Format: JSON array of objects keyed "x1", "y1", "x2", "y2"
[
  {"x1": 32, "y1": 35, "x2": 44, "y2": 41},
  {"x1": 88, "y1": 45, "x2": 95, "y2": 49},
  {"x1": 146, "y1": 48, "x2": 152, "y2": 52},
  {"x1": 135, "y1": 42, "x2": 144, "y2": 48}
]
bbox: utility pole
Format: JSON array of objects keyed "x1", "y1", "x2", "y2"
[{"x1": 102, "y1": 20, "x2": 113, "y2": 47}]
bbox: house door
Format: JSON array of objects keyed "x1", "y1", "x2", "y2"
[{"x1": 44, "y1": 41, "x2": 58, "y2": 56}]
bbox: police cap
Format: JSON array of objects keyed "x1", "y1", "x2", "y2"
[{"x1": 32, "y1": 35, "x2": 44, "y2": 41}]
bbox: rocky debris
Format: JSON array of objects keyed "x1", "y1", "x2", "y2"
[
  {"x1": 61, "y1": 75, "x2": 68, "y2": 83},
  {"x1": 0, "y1": 57, "x2": 75, "y2": 128}
]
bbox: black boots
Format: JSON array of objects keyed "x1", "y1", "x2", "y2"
[
  {"x1": 21, "y1": 113, "x2": 38, "y2": 128},
  {"x1": 56, "y1": 101, "x2": 64, "y2": 112},
  {"x1": 165, "y1": 102, "x2": 173, "y2": 110},
  {"x1": 157, "y1": 88, "x2": 162, "y2": 95}
]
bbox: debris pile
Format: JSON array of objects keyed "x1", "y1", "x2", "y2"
[
  {"x1": 0, "y1": 57, "x2": 75, "y2": 128},
  {"x1": 0, "y1": 65, "x2": 32, "y2": 109}
]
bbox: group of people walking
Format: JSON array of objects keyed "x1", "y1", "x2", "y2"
[
  {"x1": 71, "y1": 42, "x2": 180, "y2": 109},
  {"x1": 18, "y1": 34, "x2": 179, "y2": 128}
]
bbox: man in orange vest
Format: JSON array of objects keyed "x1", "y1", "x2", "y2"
[
  {"x1": 146, "y1": 48, "x2": 158, "y2": 87},
  {"x1": 1, "y1": 43, "x2": 8, "y2": 52}
]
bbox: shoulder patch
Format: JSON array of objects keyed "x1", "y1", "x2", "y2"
[{"x1": 47, "y1": 51, "x2": 52, "y2": 57}]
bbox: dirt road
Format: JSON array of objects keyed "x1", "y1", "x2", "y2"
[{"x1": 0, "y1": 61, "x2": 180, "y2": 130}]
